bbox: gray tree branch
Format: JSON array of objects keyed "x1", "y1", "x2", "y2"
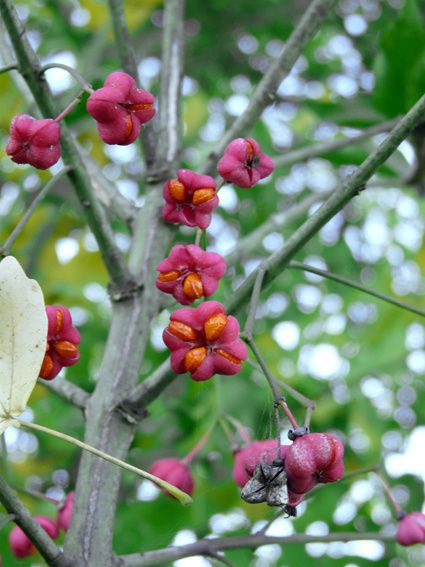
[{"x1": 119, "y1": 532, "x2": 395, "y2": 566}]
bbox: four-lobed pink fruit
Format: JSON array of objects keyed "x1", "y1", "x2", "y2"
[
  {"x1": 217, "y1": 138, "x2": 274, "y2": 188},
  {"x1": 162, "y1": 169, "x2": 219, "y2": 230},
  {"x1": 86, "y1": 71, "x2": 155, "y2": 145},
  {"x1": 6, "y1": 114, "x2": 61, "y2": 170},
  {"x1": 156, "y1": 244, "x2": 227, "y2": 305},
  {"x1": 148, "y1": 458, "x2": 194, "y2": 498},
  {"x1": 163, "y1": 300, "x2": 247, "y2": 381}
]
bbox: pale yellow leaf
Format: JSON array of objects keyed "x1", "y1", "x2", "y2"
[{"x1": 0, "y1": 256, "x2": 47, "y2": 434}]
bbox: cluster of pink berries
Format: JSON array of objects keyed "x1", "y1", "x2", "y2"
[
  {"x1": 234, "y1": 432, "x2": 344, "y2": 509},
  {"x1": 6, "y1": 71, "x2": 155, "y2": 169},
  {"x1": 157, "y1": 138, "x2": 273, "y2": 382},
  {"x1": 9, "y1": 492, "x2": 73, "y2": 559}
]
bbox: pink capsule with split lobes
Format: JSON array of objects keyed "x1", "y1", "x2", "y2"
[
  {"x1": 6, "y1": 114, "x2": 61, "y2": 170},
  {"x1": 163, "y1": 301, "x2": 247, "y2": 382},
  {"x1": 87, "y1": 71, "x2": 155, "y2": 145},
  {"x1": 217, "y1": 138, "x2": 274, "y2": 188},
  {"x1": 162, "y1": 169, "x2": 219, "y2": 230},
  {"x1": 156, "y1": 244, "x2": 227, "y2": 305}
]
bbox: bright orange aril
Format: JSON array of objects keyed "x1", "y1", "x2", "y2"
[
  {"x1": 169, "y1": 180, "x2": 186, "y2": 202},
  {"x1": 168, "y1": 320, "x2": 197, "y2": 341},
  {"x1": 53, "y1": 340, "x2": 79, "y2": 359},
  {"x1": 192, "y1": 188, "x2": 215, "y2": 205},
  {"x1": 183, "y1": 273, "x2": 204, "y2": 300},
  {"x1": 215, "y1": 348, "x2": 241, "y2": 365},
  {"x1": 204, "y1": 313, "x2": 228, "y2": 341},
  {"x1": 39, "y1": 354, "x2": 54, "y2": 378},
  {"x1": 184, "y1": 347, "x2": 207, "y2": 373},
  {"x1": 158, "y1": 270, "x2": 180, "y2": 282}
]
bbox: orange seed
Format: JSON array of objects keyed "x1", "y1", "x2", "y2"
[
  {"x1": 245, "y1": 138, "x2": 255, "y2": 164},
  {"x1": 183, "y1": 273, "x2": 204, "y2": 300},
  {"x1": 204, "y1": 313, "x2": 228, "y2": 342},
  {"x1": 53, "y1": 340, "x2": 79, "y2": 359},
  {"x1": 215, "y1": 348, "x2": 241, "y2": 365},
  {"x1": 184, "y1": 347, "x2": 207, "y2": 373},
  {"x1": 39, "y1": 354, "x2": 54, "y2": 378},
  {"x1": 127, "y1": 102, "x2": 153, "y2": 112},
  {"x1": 168, "y1": 320, "x2": 197, "y2": 341},
  {"x1": 55, "y1": 309, "x2": 64, "y2": 334},
  {"x1": 169, "y1": 180, "x2": 186, "y2": 202},
  {"x1": 158, "y1": 270, "x2": 180, "y2": 282},
  {"x1": 192, "y1": 188, "x2": 215, "y2": 205}
]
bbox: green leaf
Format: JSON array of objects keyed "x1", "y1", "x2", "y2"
[{"x1": 373, "y1": 0, "x2": 425, "y2": 116}]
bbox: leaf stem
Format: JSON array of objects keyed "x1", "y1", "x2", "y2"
[{"x1": 14, "y1": 419, "x2": 192, "y2": 505}]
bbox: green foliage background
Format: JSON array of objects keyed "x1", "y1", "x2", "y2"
[{"x1": 1, "y1": 0, "x2": 425, "y2": 565}]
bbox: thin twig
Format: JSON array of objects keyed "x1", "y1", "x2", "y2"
[
  {"x1": 290, "y1": 261, "x2": 425, "y2": 318},
  {"x1": 40, "y1": 63, "x2": 93, "y2": 93},
  {"x1": 202, "y1": 0, "x2": 336, "y2": 175},
  {"x1": 246, "y1": 357, "x2": 316, "y2": 421},
  {"x1": 37, "y1": 377, "x2": 90, "y2": 410},
  {"x1": 0, "y1": 475, "x2": 69, "y2": 566},
  {"x1": 1, "y1": 167, "x2": 71, "y2": 257},
  {"x1": 0, "y1": 62, "x2": 17, "y2": 73},
  {"x1": 274, "y1": 118, "x2": 399, "y2": 168}
]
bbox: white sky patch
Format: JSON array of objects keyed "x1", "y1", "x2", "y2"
[
  {"x1": 263, "y1": 232, "x2": 284, "y2": 252},
  {"x1": 386, "y1": 427, "x2": 425, "y2": 485},
  {"x1": 344, "y1": 14, "x2": 368, "y2": 36},
  {"x1": 405, "y1": 323, "x2": 425, "y2": 350},
  {"x1": 104, "y1": 144, "x2": 137, "y2": 165},
  {"x1": 55, "y1": 237, "x2": 79, "y2": 264},
  {"x1": 272, "y1": 321, "x2": 300, "y2": 350},
  {"x1": 298, "y1": 344, "x2": 349, "y2": 381},
  {"x1": 218, "y1": 185, "x2": 238, "y2": 212},
  {"x1": 225, "y1": 94, "x2": 249, "y2": 116},
  {"x1": 83, "y1": 283, "x2": 108, "y2": 303},
  {"x1": 41, "y1": 52, "x2": 77, "y2": 94},
  {"x1": 137, "y1": 480, "x2": 160, "y2": 501}
]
